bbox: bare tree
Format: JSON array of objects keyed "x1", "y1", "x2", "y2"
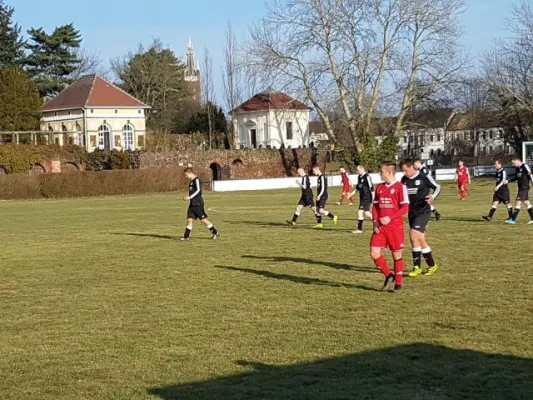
[
  {"x1": 71, "y1": 47, "x2": 106, "y2": 79},
  {"x1": 202, "y1": 47, "x2": 215, "y2": 149}
]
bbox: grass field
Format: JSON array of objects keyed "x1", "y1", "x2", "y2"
[{"x1": 1, "y1": 180, "x2": 533, "y2": 400}]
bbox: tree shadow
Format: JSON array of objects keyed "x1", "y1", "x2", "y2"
[
  {"x1": 111, "y1": 233, "x2": 211, "y2": 241},
  {"x1": 242, "y1": 255, "x2": 378, "y2": 273},
  {"x1": 148, "y1": 343, "x2": 533, "y2": 399},
  {"x1": 442, "y1": 217, "x2": 488, "y2": 223},
  {"x1": 224, "y1": 220, "x2": 339, "y2": 231},
  {"x1": 215, "y1": 265, "x2": 380, "y2": 292}
]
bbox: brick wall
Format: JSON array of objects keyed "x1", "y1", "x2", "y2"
[{"x1": 138, "y1": 148, "x2": 324, "y2": 180}]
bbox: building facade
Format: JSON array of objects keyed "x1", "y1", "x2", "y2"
[
  {"x1": 41, "y1": 75, "x2": 150, "y2": 152},
  {"x1": 230, "y1": 91, "x2": 312, "y2": 149}
]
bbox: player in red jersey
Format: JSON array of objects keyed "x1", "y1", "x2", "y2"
[
  {"x1": 370, "y1": 162, "x2": 409, "y2": 293},
  {"x1": 336, "y1": 167, "x2": 355, "y2": 205},
  {"x1": 454, "y1": 160, "x2": 471, "y2": 200}
]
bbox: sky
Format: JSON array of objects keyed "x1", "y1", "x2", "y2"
[{"x1": 11, "y1": 0, "x2": 517, "y2": 108}]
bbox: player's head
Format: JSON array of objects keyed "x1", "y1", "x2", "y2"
[
  {"x1": 511, "y1": 156, "x2": 522, "y2": 167},
  {"x1": 312, "y1": 165, "x2": 321, "y2": 175},
  {"x1": 458, "y1": 160, "x2": 464, "y2": 167},
  {"x1": 379, "y1": 162, "x2": 397, "y2": 183},
  {"x1": 297, "y1": 167, "x2": 306, "y2": 177},
  {"x1": 414, "y1": 159, "x2": 423, "y2": 170},
  {"x1": 184, "y1": 167, "x2": 196, "y2": 180},
  {"x1": 400, "y1": 159, "x2": 417, "y2": 178},
  {"x1": 494, "y1": 159, "x2": 503, "y2": 169},
  {"x1": 356, "y1": 164, "x2": 366, "y2": 174},
  {"x1": 339, "y1": 167, "x2": 346, "y2": 173}
]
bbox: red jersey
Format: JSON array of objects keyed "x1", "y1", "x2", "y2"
[
  {"x1": 373, "y1": 181, "x2": 409, "y2": 227},
  {"x1": 341, "y1": 172, "x2": 350, "y2": 187},
  {"x1": 456, "y1": 166, "x2": 469, "y2": 181}
]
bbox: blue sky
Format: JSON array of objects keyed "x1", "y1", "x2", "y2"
[{"x1": 12, "y1": 0, "x2": 515, "y2": 107}]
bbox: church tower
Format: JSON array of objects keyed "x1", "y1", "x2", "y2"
[{"x1": 184, "y1": 38, "x2": 201, "y2": 104}]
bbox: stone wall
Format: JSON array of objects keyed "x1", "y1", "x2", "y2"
[{"x1": 138, "y1": 148, "x2": 324, "y2": 181}]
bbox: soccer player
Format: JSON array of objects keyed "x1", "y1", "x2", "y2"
[
  {"x1": 312, "y1": 165, "x2": 338, "y2": 229},
  {"x1": 336, "y1": 167, "x2": 355, "y2": 206},
  {"x1": 454, "y1": 160, "x2": 471, "y2": 200},
  {"x1": 414, "y1": 159, "x2": 441, "y2": 220},
  {"x1": 286, "y1": 168, "x2": 318, "y2": 226},
  {"x1": 505, "y1": 156, "x2": 533, "y2": 225},
  {"x1": 482, "y1": 160, "x2": 513, "y2": 222},
  {"x1": 400, "y1": 159, "x2": 441, "y2": 277},
  {"x1": 181, "y1": 168, "x2": 220, "y2": 241},
  {"x1": 370, "y1": 162, "x2": 409, "y2": 293},
  {"x1": 352, "y1": 164, "x2": 373, "y2": 234}
]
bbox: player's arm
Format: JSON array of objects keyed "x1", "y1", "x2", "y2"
[
  {"x1": 317, "y1": 176, "x2": 325, "y2": 199},
  {"x1": 372, "y1": 201, "x2": 381, "y2": 232},
  {"x1": 187, "y1": 178, "x2": 201, "y2": 200},
  {"x1": 526, "y1": 165, "x2": 533, "y2": 185},
  {"x1": 495, "y1": 170, "x2": 507, "y2": 191},
  {"x1": 295, "y1": 179, "x2": 304, "y2": 189},
  {"x1": 427, "y1": 175, "x2": 441, "y2": 201},
  {"x1": 389, "y1": 185, "x2": 409, "y2": 221}
]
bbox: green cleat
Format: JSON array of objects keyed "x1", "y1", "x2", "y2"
[
  {"x1": 333, "y1": 215, "x2": 339, "y2": 226},
  {"x1": 408, "y1": 267, "x2": 423, "y2": 278},
  {"x1": 286, "y1": 220, "x2": 296, "y2": 226},
  {"x1": 313, "y1": 223, "x2": 324, "y2": 229},
  {"x1": 424, "y1": 265, "x2": 439, "y2": 276}
]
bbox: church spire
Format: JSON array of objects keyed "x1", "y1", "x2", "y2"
[{"x1": 185, "y1": 38, "x2": 199, "y2": 82}]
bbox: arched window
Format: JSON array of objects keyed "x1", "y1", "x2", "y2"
[
  {"x1": 122, "y1": 124, "x2": 134, "y2": 150},
  {"x1": 98, "y1": 125, "x2": 110, "y2": 150}
]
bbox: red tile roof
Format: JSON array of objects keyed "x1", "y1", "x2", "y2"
[
  {"x1": 231, "y1": 91, "x2": 311, "y2": 113},
  {"x1": 309, "y1": 120, "x2": 325, "y2": 134},
  {"x1": 42, "y1": 75, "x2": 149, "y2": 111}
]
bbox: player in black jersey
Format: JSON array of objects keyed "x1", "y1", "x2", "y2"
[
  {"x1": 312, "y1": 165, "x2": 338, "y2": 229},
  {"x1": 286, "y1": 168, "x2": 318, "y2": 226},
  {"x1": 400, "y1": 159, "x2": 441, "y2": 277},
  {"x1": 351, "y1": 165, "x2": 374, "y2": 234},
  {"x1": 414, "y1": 159, "x2": 441, "y2": 220},
  {"x1": 505, "y1": 156, "x2": 533, "y2": 225},
  {"x1": 482, "y1": 159, "x2": 513, "y2": 222},
  {"x1": 181, "y1": 168, "x2": 220, "y2": 241}
]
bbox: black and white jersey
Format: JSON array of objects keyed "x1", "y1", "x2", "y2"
[
  {"x1": 299, "y1": 175, "x2": 313, "y2": 196},
  {"x1": 494, "y1": 168, "x2": 509, "y2": 193},
  {"x1": 509, "y1": 163, "x2": 533, "y2": 191},
  {"x1": 188, "y1": 177, "x2": 204, "y2": 206},
  {"x1": 317, "y1": 174, "x2": 328, "y2": 198},
  {"x1": 401, "y1": 172, "x2": 441, "y2": 215},
  {"x1": 356, "y1": 173, "x2": 373, "y2": 198},
  {"x1": 418, "y1": 166, "x2": 430, "y2": 177}
]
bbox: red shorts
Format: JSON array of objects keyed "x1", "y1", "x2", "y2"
[
  {"x1": 343, "y1": 185, "x2": 351, "y2": 192},
  {"x1": 458, "y1": 180, "x2": 468, "y2": 187},
  {"x1": 370, "y1": 225, "x2": 405, "y2": 252}
]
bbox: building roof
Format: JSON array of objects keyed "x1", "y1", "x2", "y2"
[
  {"x1": 309, "y1": 120, "x2": 325, "y2": 134},
  {"x1": 402, "y1": 108, "x2": 455, "y2": 130},
  {"x1": 230, "y1": 91, "x2": 312, "y2": 113},
  {"x1": 447, "y1": 111, "x2": 501, "y2": 131},
  {"x1": 42, "y1": 75, "x2": 150, "y2": 112}
]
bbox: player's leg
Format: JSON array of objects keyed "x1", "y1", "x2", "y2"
[
  {"x1": 391, "y1": 250, "x2": 405, "y2": 292},
  {"x1": 353, "y1": 209, "x2": 365, "y2": 234},
  {"x1": 483, "y1": 200, "x2": 500, "y2": 222},
  {"x1": 200, "y1": 217, "x2": 219, "y2": 239},
  {"x1": 287, "y1": 204, "x2": 304, "y2": 226},
  {"x1": 370, "y1": 244, "x2": 394, "y2": 291},
  {"x1": 314, "y1": 200, "x2": 324, "y2": 228},
  {"x1": 430, "y1": 204, "x2": 441, "y2": 220},
  {"x1": 181, "y1": 217, "x2": 195, "y2": 241},
  {"x1": 524, "y1": 199, "x2": 533, "y2": 224},
  {"x1": 408, "y1": 228, "x2": 423, "y2": 277},
  {"x1": 319, "y1": 197, "x2": 338, "y2": 226},
  {"x1": 347, "y1": 190, "x2": 355, "y2": 205},
  {"x1": 508, "y1": 199, "x2": 523, "y2": 224}
]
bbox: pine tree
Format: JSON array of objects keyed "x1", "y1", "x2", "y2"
[
  {"x1": 0, "y1": 66, "x2": 41, "y2": 131},
  {"x1": 0, "y1": 0, "x2": 25, "y2": 67},
  {"x1": 24, "y1": 24, "x2": 82, "y2": 98}
]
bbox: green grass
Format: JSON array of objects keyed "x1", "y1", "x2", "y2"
[{"x1": 1, "y1": 180, "x2": 532, "y2": 400}]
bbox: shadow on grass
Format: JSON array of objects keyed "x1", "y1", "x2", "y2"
[
  {"x1": 224, "y1": 220, "x2": 339, "y2": 230},
  {"x1": 442, "y1": 217, "x2": 488, "y2": 223},
  {"x1": 148, "y1": 343, "x2": 533, "y2": 399},
  {"x1": 242, "y1": 255, "x2": 378, "y2": 273},
  {"x1": 111, "y1": 233, "x2": 212, "y2": 241},
  {"x1": 215, "y1": 265, "x2": 380, "y2": 292}
]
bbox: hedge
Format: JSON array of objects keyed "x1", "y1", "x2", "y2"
[{"x1": 0, "y1": 168, "x2": 202, "y2": 200}]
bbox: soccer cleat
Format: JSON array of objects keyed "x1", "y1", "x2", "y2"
[
  {"x1": 286, "y1": 220, "x2": 296, "y2": 226},
  {"x1": 313, "y1": 223, "x2": 324, "y2": 229},
  {"x1": 434, "y1": 212, "x2": 441, "y2": 221},
  {"x1": 528, "y1": 221, "x2": 533, "y2": 225},
  {"x1": 408, "y1": 267, "x2": 423, "y2": 278},
  {"x1": 180, "y1": 237, "x2": 190, "y2": 241},
  {"x1": 333, "y1": 215, "x2": 339, "y2": 226},
  {"x1": 424, "y1": 265, "x2": 439, "y2": 276},
  {"x1": 348, "y1": 203, "x2": 354, "y2": 206},
  {"x1": 505, "y1": 219, "x2": 516, "y2": 225},
  {"x1": 351, "y1": 230, "x2": 363, "y2": 234},
  {"x1": 381, "y1": 274, "x2": 394, "y2": 291},
  {"x1": 335, "y1": 202, "x2": 341, "y2": 206},
  {"x1": 482, "y1": 216, "x2": 492, "y2": 222},
  {"x1": 392, "y1": 284, "x2": 402, "y2": 293},
  {"x1": 212, "y1": 233, "x2": 220, "y2": 240}
]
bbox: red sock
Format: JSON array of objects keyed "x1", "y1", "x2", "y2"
[
  {"x1": 349, "y1": 197, "x2": 354, "y2": 204},
  {"x1": 394, "y1": 259, "x2": 404, "y2": 285},
  {"x1": 339, "y1": 194, "x2": 345, "y2": 203},
  {"x1": 374, "y1": 256, "x2": 391, "y2": 277}
]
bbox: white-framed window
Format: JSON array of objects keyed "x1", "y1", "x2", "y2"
[
  {"x1": 98, "y1": 124, "x2": 110, "y2": 150},
  {"x1": 122, "y1": 124, "x2": 134, "y2": 150},
  {"x1": 286, "y1": 121, "x2": 293, "y2": 140}
]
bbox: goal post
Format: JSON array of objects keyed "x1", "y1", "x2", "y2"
[{"x1": 523, "y1": 141, "x2": 533, "y2": 164}]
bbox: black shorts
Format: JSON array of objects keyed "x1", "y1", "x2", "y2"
[
  {"x1": 316, "y1": 195, "x2": 328, "y2": 210},
  {"x1": 359, "y1": 196, "x2": 372, "y2": 211},
  {"x1": 408, "y1": 212, "x2": 431, "y2": 233},
  {"x1": 493, "y1": 191, "x2": 510, "y2": 204},
  {"x1": 187, "y1": 204, "x2": 208, "y2": 220},
  {"x1": 298, "y1": 194, "x2": 314, "y2": 208},
  {"x1": 516, "y1": 189, "x2": 530, "y2": 202}
]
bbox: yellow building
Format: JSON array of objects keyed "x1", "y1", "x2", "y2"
[{"x1": 41, "y1": 75, "x2": 150, "y2": 152}]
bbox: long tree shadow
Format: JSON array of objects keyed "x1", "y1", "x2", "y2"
[
  {"x1": 111, "y1": 232, "x2": 178, "y2": 240},
  {"x1": 441, "y1": 217, "x2": 487, "y2": 223},
  {"x1": 224, "y1": 220, "x2": 340, "y2": 231},
  {"x1": 215, "y1": 265, "x2": 380, "y2": 292},
  {"x1": 148, "y1": 343, "x2": 533, "y2": 399},
  {"x1": 242, "y1": 255, "x2": 378, "y2": 273}
]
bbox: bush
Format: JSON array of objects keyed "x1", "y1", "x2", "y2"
[
  {"x1": 0, "y1": 144, "x2": 87, "y2": 174},
  {"x1": 85, "y1": 149, "x2": 138, "y2": 171},
  {"x1": 0, "y1": 168, "x2": 191, "y2": 200}
]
